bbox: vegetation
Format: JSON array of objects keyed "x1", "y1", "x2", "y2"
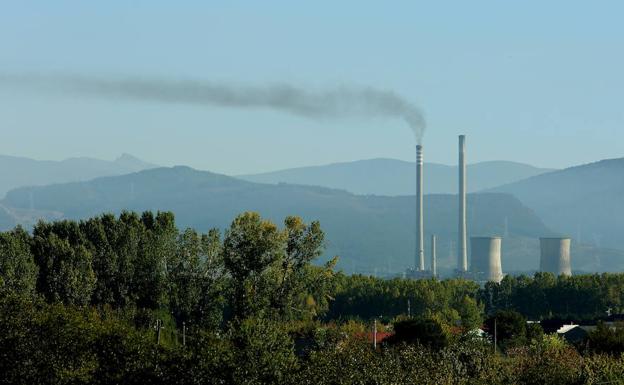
[{"x1": 2, "y1": 210, "x2": 624, "y2": 384}]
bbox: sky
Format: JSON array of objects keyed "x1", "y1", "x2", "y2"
[{"x1": 0, "y1": 1, "x2": 623, "y2": 174}]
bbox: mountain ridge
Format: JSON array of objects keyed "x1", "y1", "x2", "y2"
[
  {"x1": 0, "y1": 153, "x2": 157, "y2": 198},
  {"x1": 239, "y1": 158, "x2": 555, "y2": 196}
]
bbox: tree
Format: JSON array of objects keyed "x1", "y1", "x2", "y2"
[
  {"x1": 223, "y1": 212, "x2": 285, "y2": 320},
  {"x1": 132, "y1": 211, "x2": 176, "y2": 309},
  {"x1": 270, "y1": 216, "x2": 327, "y2": 320},
  {"x1": 388, "y1": 317, "x2": 450, "y2": 350},
  {"x1": 229, "y1": 317, "x2": 298, "y2": 385},
  {"x1": 31, "y1": 225, "x2": 96, "y2": 305},
  {"x1": 485, "y1": 310, "x2": 527, "y2": 351},
  {"x1": 457, "y1": 295, "x2": 484, "y2": 330},
  {"x1": 169, "y1": 227, "x2": 226, "y2": 328},
  {"x1": 586, "y1": 321, "x2": 624, "y2": 355},
  {"x1": 0, "y1": 227, "x2": 37, "y2": 297}
]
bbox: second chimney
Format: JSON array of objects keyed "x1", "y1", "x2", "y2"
[
  {"x1": 458, "y1": 135, "x2": 468, "y2": 272},
  {"x1": 416, "y1": 144, "x2": 425, "y2": 271}
]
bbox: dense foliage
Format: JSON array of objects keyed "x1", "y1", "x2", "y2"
[{"x1": 2, "y1": 211, "x2": 624, "y2": 384}]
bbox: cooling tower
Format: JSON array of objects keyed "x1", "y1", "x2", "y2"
[
  {"x1": 458, "y1": 135, "x2": 468, "y2": 272},
  {"x1": 540, "y1": 237, "x2": 572, "y2": 276},
  {"x1": 416, "y1": 145, "x2": 425, "y2": 271},
  {"x1": 470, "y1": 237, "x2": 503, "y2": 283},
  {"x1": 431, "y1": 234, "x2": 437, "y2": 278}
]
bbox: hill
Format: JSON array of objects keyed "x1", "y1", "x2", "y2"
[
  {"x1": 489, "y1": 157, "x2": 624, "y2": 253},
  {"x1": 239, "y1": 158, "x2": 554, "y2": 196},
  {"x1": 2, "y1": 166, "x2": 618, "y2": 274},
  {"x1": 0, "y1": 153, "x2": 157, "y2": 198}
]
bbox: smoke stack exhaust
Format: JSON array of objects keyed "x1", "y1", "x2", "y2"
[
  {"x1": 416, "y1": 144, "x2": 425, "y2": 271},
  {"x1": 458, "y1": 135, "x2": 468, "y2": 272},
  {"x1": 431, "y1": 234, "x2": 437, "y2": 278}
]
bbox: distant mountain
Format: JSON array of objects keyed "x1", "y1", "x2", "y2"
[
  {"x1": 3, "y1": 166, "x2": 619, "y2": 274},
  {"x1": 0, "y1": 153, "x2": 157, "y2": 198},
  {"x1": 239, "y1": 158, "x2": 554, "y2": 196},
  {"x1": 489, "y1": 157, "x2": 624, "y2": 253}
]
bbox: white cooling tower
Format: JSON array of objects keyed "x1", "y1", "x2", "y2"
[
  {"x1": 540, "y1": 237, "x2": 572, "y2": 276},
  {"x1": 470, "y1": 236, "x2": 503, "y2": 283}
]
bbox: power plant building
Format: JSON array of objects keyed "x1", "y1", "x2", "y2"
[
  {"x1": 540, "y1": 237, "x2": 572, "y2": 276},
  {"x1": 470, "y1": 236, "x2": 504, "y2": 283}
]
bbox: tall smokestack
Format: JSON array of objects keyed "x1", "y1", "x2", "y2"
[
  {"x1": 416, "y1": 144, "x2": 425, "y2": 271},
  {"x1": 431, "y1": 234, "x2": 437, "y2": 278},
  {"x1": 458, "y1": 135, "x2": 468, "y2": 272}
]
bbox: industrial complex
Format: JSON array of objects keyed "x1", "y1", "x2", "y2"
[{"x1": 408, "y1": 135, "x2": 573, "y2": 283}]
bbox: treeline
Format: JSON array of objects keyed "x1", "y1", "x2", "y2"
[
  {"x1": 2, "y1": 294, "x2": 624, "y2": 385},
  {"x1": 0, "y1": 211, "x2": 336, "y2": 328},
  {"x1": 3, "y1": 211, "x2": 624, "y2": 384},
  {"x1": 482, "y1": 273, "x2": 624, "y2": 320}
]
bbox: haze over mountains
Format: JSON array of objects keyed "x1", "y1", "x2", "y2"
[
  {"x1": 0, "y1": 153, "x2": 156, "y2": 197},
  {"x1": 240, "y1": 159, "x2": 554, "y2": 195},
  {"x1": 489, "y1": 157, "x2": 624, "y2": 252},
  {"x1": 1, "y1": 153, "x2": 622, "y2": 274}
]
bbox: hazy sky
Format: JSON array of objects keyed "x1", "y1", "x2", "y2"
[{"x1": 1, "y1": 1, "x2": 622, "y2": 174}]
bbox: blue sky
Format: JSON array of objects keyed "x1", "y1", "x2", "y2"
[{"x1": 1, "y1": 1, "x2": 622, "y2": 174}]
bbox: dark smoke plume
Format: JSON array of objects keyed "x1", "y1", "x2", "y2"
[{"x1": 0, "y1": 74, "x2": 426, "y2": 141}]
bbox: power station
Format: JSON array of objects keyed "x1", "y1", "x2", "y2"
[{"x1": 406, "y1": 134, "x2": 572, "y2": 282}]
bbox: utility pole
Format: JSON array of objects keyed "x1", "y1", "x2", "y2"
[
  {"x1": 494, "y1": 318, "x2": 497, "y2": 353},
  {"x1": 156, "y1": 319, "x2": 163, "y2": 345},
  {"x1": 373, "y1": 319, "x2": 378, "y2": 350},
  {"x1": 183, "y1": 322, "x2": 186, "y2": 347},
  {"x1": 407, "y1": 299, "x2": 411, "y2": 318}
]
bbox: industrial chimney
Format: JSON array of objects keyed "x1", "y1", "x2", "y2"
[
  {"x1": 540, "y1": 237, "x2": 572, "y2": 276},
  {"x1": 416, "y1": 144, "x2": 425, "y2": 271},
  {"x1": 431, "y1": 234, "x2": 437, "y2": 278},
  {"x1": 458, "y1": 135, "x2": 468, "y2": 272},
  {"x1": 470, "y1": 237, "x2": 503, "y2": 283}
]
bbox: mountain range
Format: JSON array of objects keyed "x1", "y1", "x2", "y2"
[
  {"x1": 240, "y1": 159, "x2": 555, "y2": 195},
  {"x1": 1, "y1": 153, "x2": 622, "y2": 274},
  {"x1": 489, "y1": 157, "x2": 624, "y2": 252},
  {"x1": 0, "y1": 153, "x2": 156, "y2": 198},
  {"x1": 2, "y1": 165, "x2": 621, "y2": 275}
]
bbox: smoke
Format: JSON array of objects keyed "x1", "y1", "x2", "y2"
[{"x1": 0, "y1": 74, "x2": 426, "y2": 142}]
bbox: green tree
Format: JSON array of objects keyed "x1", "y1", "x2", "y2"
[
  {"x1": 223, "y1": 212, "x2": 285, "y2": 320},
  {"x1": 457, "y1": 295, "x2": 484, "y2": 330},
  {"x1": 169, "y1": 228, "x2": 226, "y2": 328},
  {"x1": 32, "y1": 224, "x2": 96, "y2": 305},
  {"x1": 0, "y1": 227, "x2": 37, "y2": 297},
  {"x1": 133, "y1": 211, "x2": 176, "y2": 309},
  {"x1": 229, "y1": 317, "x2": 298, "y2": 385},
  {"x1": 485, "y1": 310, "x2": 527, "y2": 351},
  {"x1": 586, "y1": 321, "x2": 624, "y2": 355},
  {"x1": 388, "y1": 317, "x2": 450, "y2": 350}
]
